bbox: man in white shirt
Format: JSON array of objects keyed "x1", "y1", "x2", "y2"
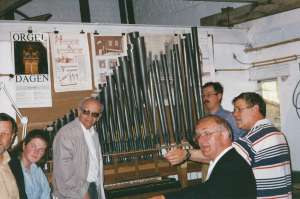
[{"x1": 53, "y1": 97, "x2": 106, "y2": 199}]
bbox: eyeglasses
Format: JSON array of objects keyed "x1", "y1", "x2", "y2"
[
  {"x1": 194, "y1": 130, "x2": 219, "y2": 141},
  {"x1": 233, "y1": 106, "x2": 253, "y2": 113},
  {"x1": 0, "y1": 131, "x2": 13, "y2": 137},
  {"x1": 202, "y1": 93, "x2": 218, "y2": 98},
  {"x1": 81, "y1": 109, "x2": 101, "y2": 118}
]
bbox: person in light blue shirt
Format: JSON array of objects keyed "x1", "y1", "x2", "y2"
[
  {"x1": 214, "y1": 106, "x2": 244, "y2": 140},
  {"x1": 10, "y1": 129, "x2": 51, "y2": 199},
  {"x1": 165, "y1": 82, "x2": 244, "y2": 165},
  {"x1": 202, "y1": 82, "x2": 244, "y2": 140},
  {"x1": 22, "y1": 161, "x2": 50, "y2": 199}
]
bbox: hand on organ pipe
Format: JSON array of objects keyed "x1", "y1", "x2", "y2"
[{"x1": 165, "y1": 148, "x2": 210, "y2": 165}]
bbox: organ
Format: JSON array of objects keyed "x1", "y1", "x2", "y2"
[{"x1": 44, "y1": 27, "x2": 206, "y2": 197}]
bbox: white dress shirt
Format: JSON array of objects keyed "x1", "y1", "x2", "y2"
[
  {"x1": 81, "y1": 124, "x2": 100, "y2": 183},
  {"x1": 205, "y1": 146, "x2": 233, "y2": 181}
]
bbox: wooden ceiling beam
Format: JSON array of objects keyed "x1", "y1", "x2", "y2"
[
  {"x1": 200, "y1": 0, "x2": 300, "y2": 26},
  {"x1": 0, "y1": 0, "x2": 31, "y2": 16},
  {"x1": 22, "y1": 13, "x2": 52, "y2": 21}
]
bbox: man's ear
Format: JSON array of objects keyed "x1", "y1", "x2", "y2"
[
  {"x1": 253, "y1": 104, "x2": 260, "y2": 112},
  {"x1": 217, "y1": 93, "x2": 222, "y2": 102},
  {"x1": 22, "y1": 142, "x2": 26, "y2": 151}
]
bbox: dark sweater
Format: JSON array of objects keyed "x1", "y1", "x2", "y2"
[{"x1": 8, "y1": 156, "x2": 28, "y2": 199}]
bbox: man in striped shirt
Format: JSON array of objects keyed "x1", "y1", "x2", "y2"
[
  {"x1": 164, "y1": 92, "x2": 292, "y2": 198},
  {"x1": 232, "y1": 92, "x2": 292, "y2": 198}
]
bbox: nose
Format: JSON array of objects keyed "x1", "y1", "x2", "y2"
[
  {"x1": 232, "y1": 110, "x2": 239, "y2": 118},
  {"x1": 197, "y1": 135, "x2": 208, "y2": 146},
  {"x1": 203, "y1": 95, "x2": 208, "y2": 100}
]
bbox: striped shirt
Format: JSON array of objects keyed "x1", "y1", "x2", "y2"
[{"x1": 233, "y1": 119, "x2": 292, "y2": 199}]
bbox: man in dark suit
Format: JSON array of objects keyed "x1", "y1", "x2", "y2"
[{"x1": 149, "y1": 115, "x2": 256, "y2": 199}]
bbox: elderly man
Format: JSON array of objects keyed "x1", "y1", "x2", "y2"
[
  {"x1": 166, "y1": 82, "x2": 243, "y2": 165},
  {"x1": 150, "y1": 115, "x2": 256, "y2": 199},
  {"x1": 166, "y1": 92, "x2": 292, "y2": 198},
  {"x1": 53, "y1": 97, "x2": 106, "y2": 199},
  {"x1": 0, "y1": 113, "x2": 19, "y2": 199}
]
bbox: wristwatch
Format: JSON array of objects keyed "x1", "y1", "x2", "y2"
[{"x1": 185, "y1": 149, "x2": 191, "y2": 161}]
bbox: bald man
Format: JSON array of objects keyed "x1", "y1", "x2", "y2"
[
  {"x1": 53, "y1": 97, "x2": 106, "y2": 199},
  {"x1": 150, "y1": 115, "x2": 256, "y2": 199}
]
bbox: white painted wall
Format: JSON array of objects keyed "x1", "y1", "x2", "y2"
[
  {"x1": 133, "y1": 0, "x2": 246, "y2": 26},
  {"x1": 236, "y1": 9, "x2": 300, "y2": 171},
  {"x1": 203, "y1": 30, "x2": 256, "y2": 111},
  {"x1": 0, "y1": 42, "x2": 16, "y2": 118}
]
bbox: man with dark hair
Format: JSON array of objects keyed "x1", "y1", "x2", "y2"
[
  {"x1": 165, "y1": 92, "x2": 292, "y2": 198},
  {"x1": 150, "y1": 115, "x2": 256, "y2": 199},
  {"x1": 232, "y1": 92, "x2": 291, "y2": 198},
  {"x1": 53, "y1": 97, "x2": 106, "y2": 199},
  {"x1": 0, "y1": 112, "x2": 19, "y2": 198},
  {"x1": 166, "y1": 81, "x2": 243, "y2": 165},
  {"x1": 202, "y1": 82, "x2": 242, "y2": 140}
]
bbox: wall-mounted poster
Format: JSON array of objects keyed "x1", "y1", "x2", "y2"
[
  {"x1": 91, "y1": 35, "x2": 126, "y2": 87},
  {"x1": 11, "y1": 32, "x2": 52, "y2": 108},
  {"x1": 50, "y1": 33, "x2": 92, "y2": 92}
]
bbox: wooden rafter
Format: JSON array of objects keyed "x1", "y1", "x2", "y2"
[
  {"x1": 0, "y1": 0, "x2": 31, "y2": 16},
  {"x1": 200, "y1": 0, "x2": 300, "y2": 26}
]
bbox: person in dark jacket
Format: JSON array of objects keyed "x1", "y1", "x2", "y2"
[
  {"x1": 9, "y1": 129, "x2": 50, "y2": 199},
  {"x1": 149, "y1": 115, "x2": 256, "y2": 199}
]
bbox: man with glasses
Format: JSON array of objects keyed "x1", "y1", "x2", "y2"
[
  {"x1": 53, "y1": 97, "x2": 106, "y2": 199},
  {"x1": 149, "y1": 115, "x2": 256, "y2": 199},
  {"x1": 232, "y1": 92, "x2": 291, "y2": 198},
  {"x1": 166, "y1": 92, "x2": 292, "y2": 198},
  {"x1": 166, "y1": 82, "x2": 243, "y2": 165},
  {"x1": 0, "y1": 113, "x2": 19, "y2": 199}
]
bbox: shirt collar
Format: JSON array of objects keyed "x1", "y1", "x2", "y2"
[
  {"x1": 253, "y1": 118, "x2": 270, "y2": 127},
  {"x1": 211, "y1": 145, "x2": 233, "y2": 165},
  {"x1": 80, "y1": 122, "x2": 95, "y2": 135},
  {"x1": 0, "y1": 151, "x2": 11, "y2": 164},
  {"x1": 212, "y1": 105, "x2": 223, "y2": 115}
]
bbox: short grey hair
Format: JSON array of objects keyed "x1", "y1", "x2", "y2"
[
  {"x1": 196, "y1": 115, "x2": 233, "y2": 141},
  {"x1": 78, "y1": 97, "x2": 103, "y2": 111}
]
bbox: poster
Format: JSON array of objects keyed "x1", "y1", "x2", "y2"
[
  {"x1": 11, "y1": 32, "x2": 52, "y2": 108},
  {"x1": 51, "y1": 33, "x2": 92, "y2": 92},
  {"x1": 91, "y1": 35, "x2": 126, "y2": 87},
  {"x1": 198, "y1": 32, "x2": 215, "y2": 81}
]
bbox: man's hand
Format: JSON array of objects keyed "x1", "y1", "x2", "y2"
[
  {"x1": 82, "y1": 192, "x2": 90, "y2": 199},
  {"x1": 148, "y1": 195, "x2": 165, "y2": 199},
  {"x1": 165, "y1": 148, "x2": 187, "y2": 166},
  {"x1": 165, "y1": 149, "x2": 210, "y2": 165}
]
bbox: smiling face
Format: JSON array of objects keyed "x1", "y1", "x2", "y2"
[
  {"x1": 195, "y1": 118, "x2": 230, "y2": 161},
  {"x1": 0, "y1": 121, "x2": 14, "y2": 158},
  {"x1": 22, "y1": 137, "x2": 47, "y2": 168}
]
